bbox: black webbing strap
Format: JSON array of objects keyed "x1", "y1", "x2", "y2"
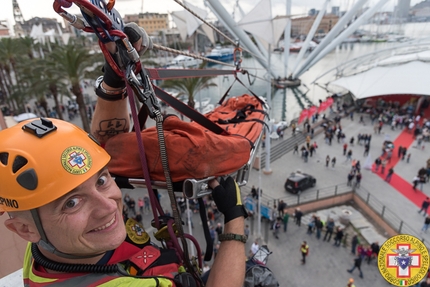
[
  {"x1": 217, "y1": 75, "x2": 267, "y2": 109},
  {"x1": 154, "y1": 86, "x2": 229, "y2": 135},
  {"x1": 198, "y1": 198, "x2": 213, "y2": 262}
]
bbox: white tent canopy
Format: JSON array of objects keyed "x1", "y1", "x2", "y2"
[{"x1": 329, "y1": 61, "x2": 430, "y2": 99}]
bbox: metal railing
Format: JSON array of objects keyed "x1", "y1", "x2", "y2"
[
  {"x1": 241, "y1": 182, "x2": 426, "y2": 244},
  {"x1": 353, "y1": 185, "x2": 424, "y2": 243}
]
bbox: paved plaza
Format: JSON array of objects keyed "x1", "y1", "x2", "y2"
[{"x1": 2, "y1": 96, "x2": 430, "y2": 286}]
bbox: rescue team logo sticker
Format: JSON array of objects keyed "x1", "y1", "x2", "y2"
[
  {"x1": 61, "y1": 146, "x2": 93, "y2": 174},
  {"x1": 126, "y1": 218, "x2": 150, "y2": 245},
  {"x1": 378, "y1": 234, "x2": 429, "y2": 286}
]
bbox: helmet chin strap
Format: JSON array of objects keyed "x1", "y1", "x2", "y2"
[{"x1": 30, "y1": 209, "x2": 105, "y2": 259}]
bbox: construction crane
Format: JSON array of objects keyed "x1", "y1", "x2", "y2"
[{"x1": 12, "y1": 0, "x2": 26, "y2": 36}]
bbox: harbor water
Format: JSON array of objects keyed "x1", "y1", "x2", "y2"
[{"x1": 195, "y1": 22, "x2": 430, "y2": 125}]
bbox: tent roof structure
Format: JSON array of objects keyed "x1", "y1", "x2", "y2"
[{"x1": 329, "y1": 52, "x2": 430, "y2": 99}]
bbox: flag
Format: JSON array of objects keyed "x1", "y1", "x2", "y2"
[
  {"x1": 317, "y1": 101, "x2": 328, "y2": 113},
  {"x1": 326, "y1": 97, "x2": 334, "y2": 107},
  {"x1": 308, "y1": 106, "x2": 317, "y2": 118},
  {"x1": 399, "y1": 279, "x2": 408, "y2": 286},
  {"x1": 298, "y1": 109, "x2": 309, "y2": 124}
]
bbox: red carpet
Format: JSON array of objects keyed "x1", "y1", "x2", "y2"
[{"x1": 371, "y1": 112, "x2": 430, "y2": 208}]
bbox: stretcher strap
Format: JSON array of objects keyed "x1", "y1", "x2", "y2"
[{"x1": 154, "y1": 86, "x2": 229, "y2": 135}]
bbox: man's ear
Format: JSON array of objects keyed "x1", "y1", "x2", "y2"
[{"x1": 4, "y1": 217, "x2": 41, "y2": 243}]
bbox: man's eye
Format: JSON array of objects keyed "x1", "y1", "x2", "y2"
[
  {"x1": 97, "y1": 175, "x2": 108, "y2": 186},
  {"x1": 65, "y1": 198, "x2": 80, "y2": 209}
]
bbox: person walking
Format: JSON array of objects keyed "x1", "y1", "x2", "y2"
[
  {"x1": 333, "y1": 227, "x2": 344, "y2": 247},
  {"x1": 293, "y1": 143, "x2": 299, "y2": 154},
  {"x1": 363, "y1": 143, "x2": 370, "y2": 156},
  {"x1": 295, "y1": 208, "x2": 303, "y2": 227},
  {"x1": 347, "y1": 278, "x2": 356, "y2": 287},
  {"x1": 346, "y1": 150, "x2": 353, "y2": 162},
  {"x1": 385, "y1": 167, "x2": 394, "y2": 182},
  {"x1": 315, "y1": 216, "x2": 323, "y2": 239},
  {"x1": 355, "y1": 172, "x2": 362, "y2": 188},
  {"x1": 347, "y1": 172, "x2": 355, "y2": 186},
  {"x1": 283, "y1": 210, "x2": 289, "y2": 232},
  {"x1": 414, "y1": 175, "x2": 421, "y2": 191},
  {"x1": 381, "y1": 159, "x2": 387, "y2": 174},
  {"x1": 351, "y1": 234, "x2": 360, "y2": 255},
  {"x1": 418, "y1": 197, "x2": 430, "y2": 216},
  {"x1": 300, "y1": 241, "x2": 309, "y2": 264},
  {"x1": 374, "y1": 157, "x2": 381, "y2": 172},
  {"x1": 250, "y1": 239, "x2": 260, "y2": 257},
  {"x1": 343, "y1": 143, "x2": 348, "y2": 156},
  {"x1": 347, "y1": 255, "x2": 364, "y2": 278},
  {"x1": 331, "y1": 157, "x2": 336, "y2": 168},
  {"x1": 273, "y1": 217, "x2": 281, "y2": 239},
  {"x1": 309, "y1": 144, "x2": 315, "y2": 157},
  {"x1": 323, "y1": 218, "x2": 335, "y2": 242},
  {"x1": 422, "y1": 216, "x2": 430, "y2": 233},
  {"x1": 326, "y1": 155, "x2": 330, "y2": 167}
]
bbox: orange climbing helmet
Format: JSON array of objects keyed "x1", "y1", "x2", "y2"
[{"x1": 0, "y1": 118, "x2": 110, "y2": 212}]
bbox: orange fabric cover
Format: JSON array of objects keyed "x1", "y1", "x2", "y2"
[{"x1": 105, "y1": 94, "x2": 264, "y2": 182}]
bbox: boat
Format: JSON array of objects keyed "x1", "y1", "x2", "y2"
[
  {"x1": 272, "y1": 77, "x2": 301, "y2": 89},
  {"x1": 205, "y1": 46, "x2": 234, "y2": 62},
  {"x1": 168, "y1": 55, "x2": 202, "y2": 68},
  {"x1": 289, "y1": 41, "x2": 318, "y2": 53}
]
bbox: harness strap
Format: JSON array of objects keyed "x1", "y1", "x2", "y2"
[{"x1": 154, "y1": 86, "x2": 229, "y2": 135}]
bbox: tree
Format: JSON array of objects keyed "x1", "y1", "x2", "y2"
[
  {"x1": 160, "y1": 62, "x2": 216, "y2": 109},
  {"x1": 48, "y1": 43, "x2": 102, "y2": 132}
]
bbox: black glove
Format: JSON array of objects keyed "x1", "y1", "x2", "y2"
[
  {"x1": 212, "y1": 177, "x2": 248, "y2": 224},
  {"x1": 103, "y1": 23, "x2": 153, "y2": 88}
]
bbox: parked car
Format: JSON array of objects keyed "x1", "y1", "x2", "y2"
[{"x1": 284, "y1": 172, "x2": 316, "y2": 194}]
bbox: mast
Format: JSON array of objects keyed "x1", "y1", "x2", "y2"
[
  {"x1": 293, "y1": 0, "x2": 369, "y2": 79},
  {"x1": 205, "y1": 0, "x2": 276, "y2": 77},
  {"x1": 291, "y1": 0, "x2": 330, "y2": 76},
  {"x1": 284, "y1": 0, "x2": 292, "y2": 78},
  {"x1": 297, "y1": 0, "x2": 390, "y2": 78}
]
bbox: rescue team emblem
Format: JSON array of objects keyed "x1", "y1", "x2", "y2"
[
  {"x1": 378, "y1": 234, "x2": 429, "y2": 286},
  {"x1": 61, "y1": 146, "x2": 92, "y2": 174},
  {"x1": 126, "y1": 218, "x2": 149, "y2": 245}
]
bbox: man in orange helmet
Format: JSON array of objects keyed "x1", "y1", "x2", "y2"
[{"x1": 0, "y1": 21, "x2": 247, "y2": 287}]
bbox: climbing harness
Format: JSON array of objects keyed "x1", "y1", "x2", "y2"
[{"x1": 53, "y1": 0, "x2": 269, "y2": 285}]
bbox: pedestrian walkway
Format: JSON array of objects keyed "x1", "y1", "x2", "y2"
[
  {"x1": 245, "y1": 111, "x2": 430, "y2": 285},
  {"x1": 249, "y1": 111, "x2": 430, "y2": 239}
]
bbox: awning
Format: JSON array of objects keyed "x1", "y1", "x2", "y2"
[{"x1": 329, "y1": 61, "x2": 430, "y2": 100}]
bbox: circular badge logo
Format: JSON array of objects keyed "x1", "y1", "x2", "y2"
[
  {"x1": 378, "y1": 234, "x2": 429, "y2": 286},
  {"x1": 126, "y1": 218, "x2": 149, "y2": 245},
  {"x1": 61, "y1": 146, "x2": 93, "y2": 175}
]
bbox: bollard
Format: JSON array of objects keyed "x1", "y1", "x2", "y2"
[
  {"x1": 381, "y1": 206, "x2": 385, "y2": 218},
  {"x1": 335, "y1": 185, "x2": 338, "y2": 195},
  {"x1": 366, "y1": 193, "x2": 370, "y2": 204},
  {"x1": 399, "y1": 221, "x2": 403, "y2": 233},
  {"x1": 316, "y1": 190, "x2": 319, "y2": 200}
]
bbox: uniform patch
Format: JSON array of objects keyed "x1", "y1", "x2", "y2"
[
  {"x1": 61, "y1": 146, "x2": 93, "y2": 175},
  {"x1": 126, "y1": 218, "x2": 150, "y2": 245},
  {"x1": 378, "y1": 234, "x2": 429, "y2": 286}
]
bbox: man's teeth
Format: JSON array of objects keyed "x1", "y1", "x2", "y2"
[{"x1": 93, "y1": 216, "x2": 115, "y2": 231}]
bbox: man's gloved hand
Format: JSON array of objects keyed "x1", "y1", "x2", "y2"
[
  {"x1": 102, "y1": 23, "x2": 153, "y2": 88},
  {"x1": 211, "y1": 177, "x2": 248, "y2": 224},
  {"x1": 124, "y1": 22, "x2": 153, "y2": 56}
]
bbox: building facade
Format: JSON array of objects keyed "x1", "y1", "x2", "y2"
[
  {"x1": 291, "y1": 14, "x2": 339, "y2": 37},
  {"x1": 124, "y1": 13, "x2": 169, "y2": 35}
]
